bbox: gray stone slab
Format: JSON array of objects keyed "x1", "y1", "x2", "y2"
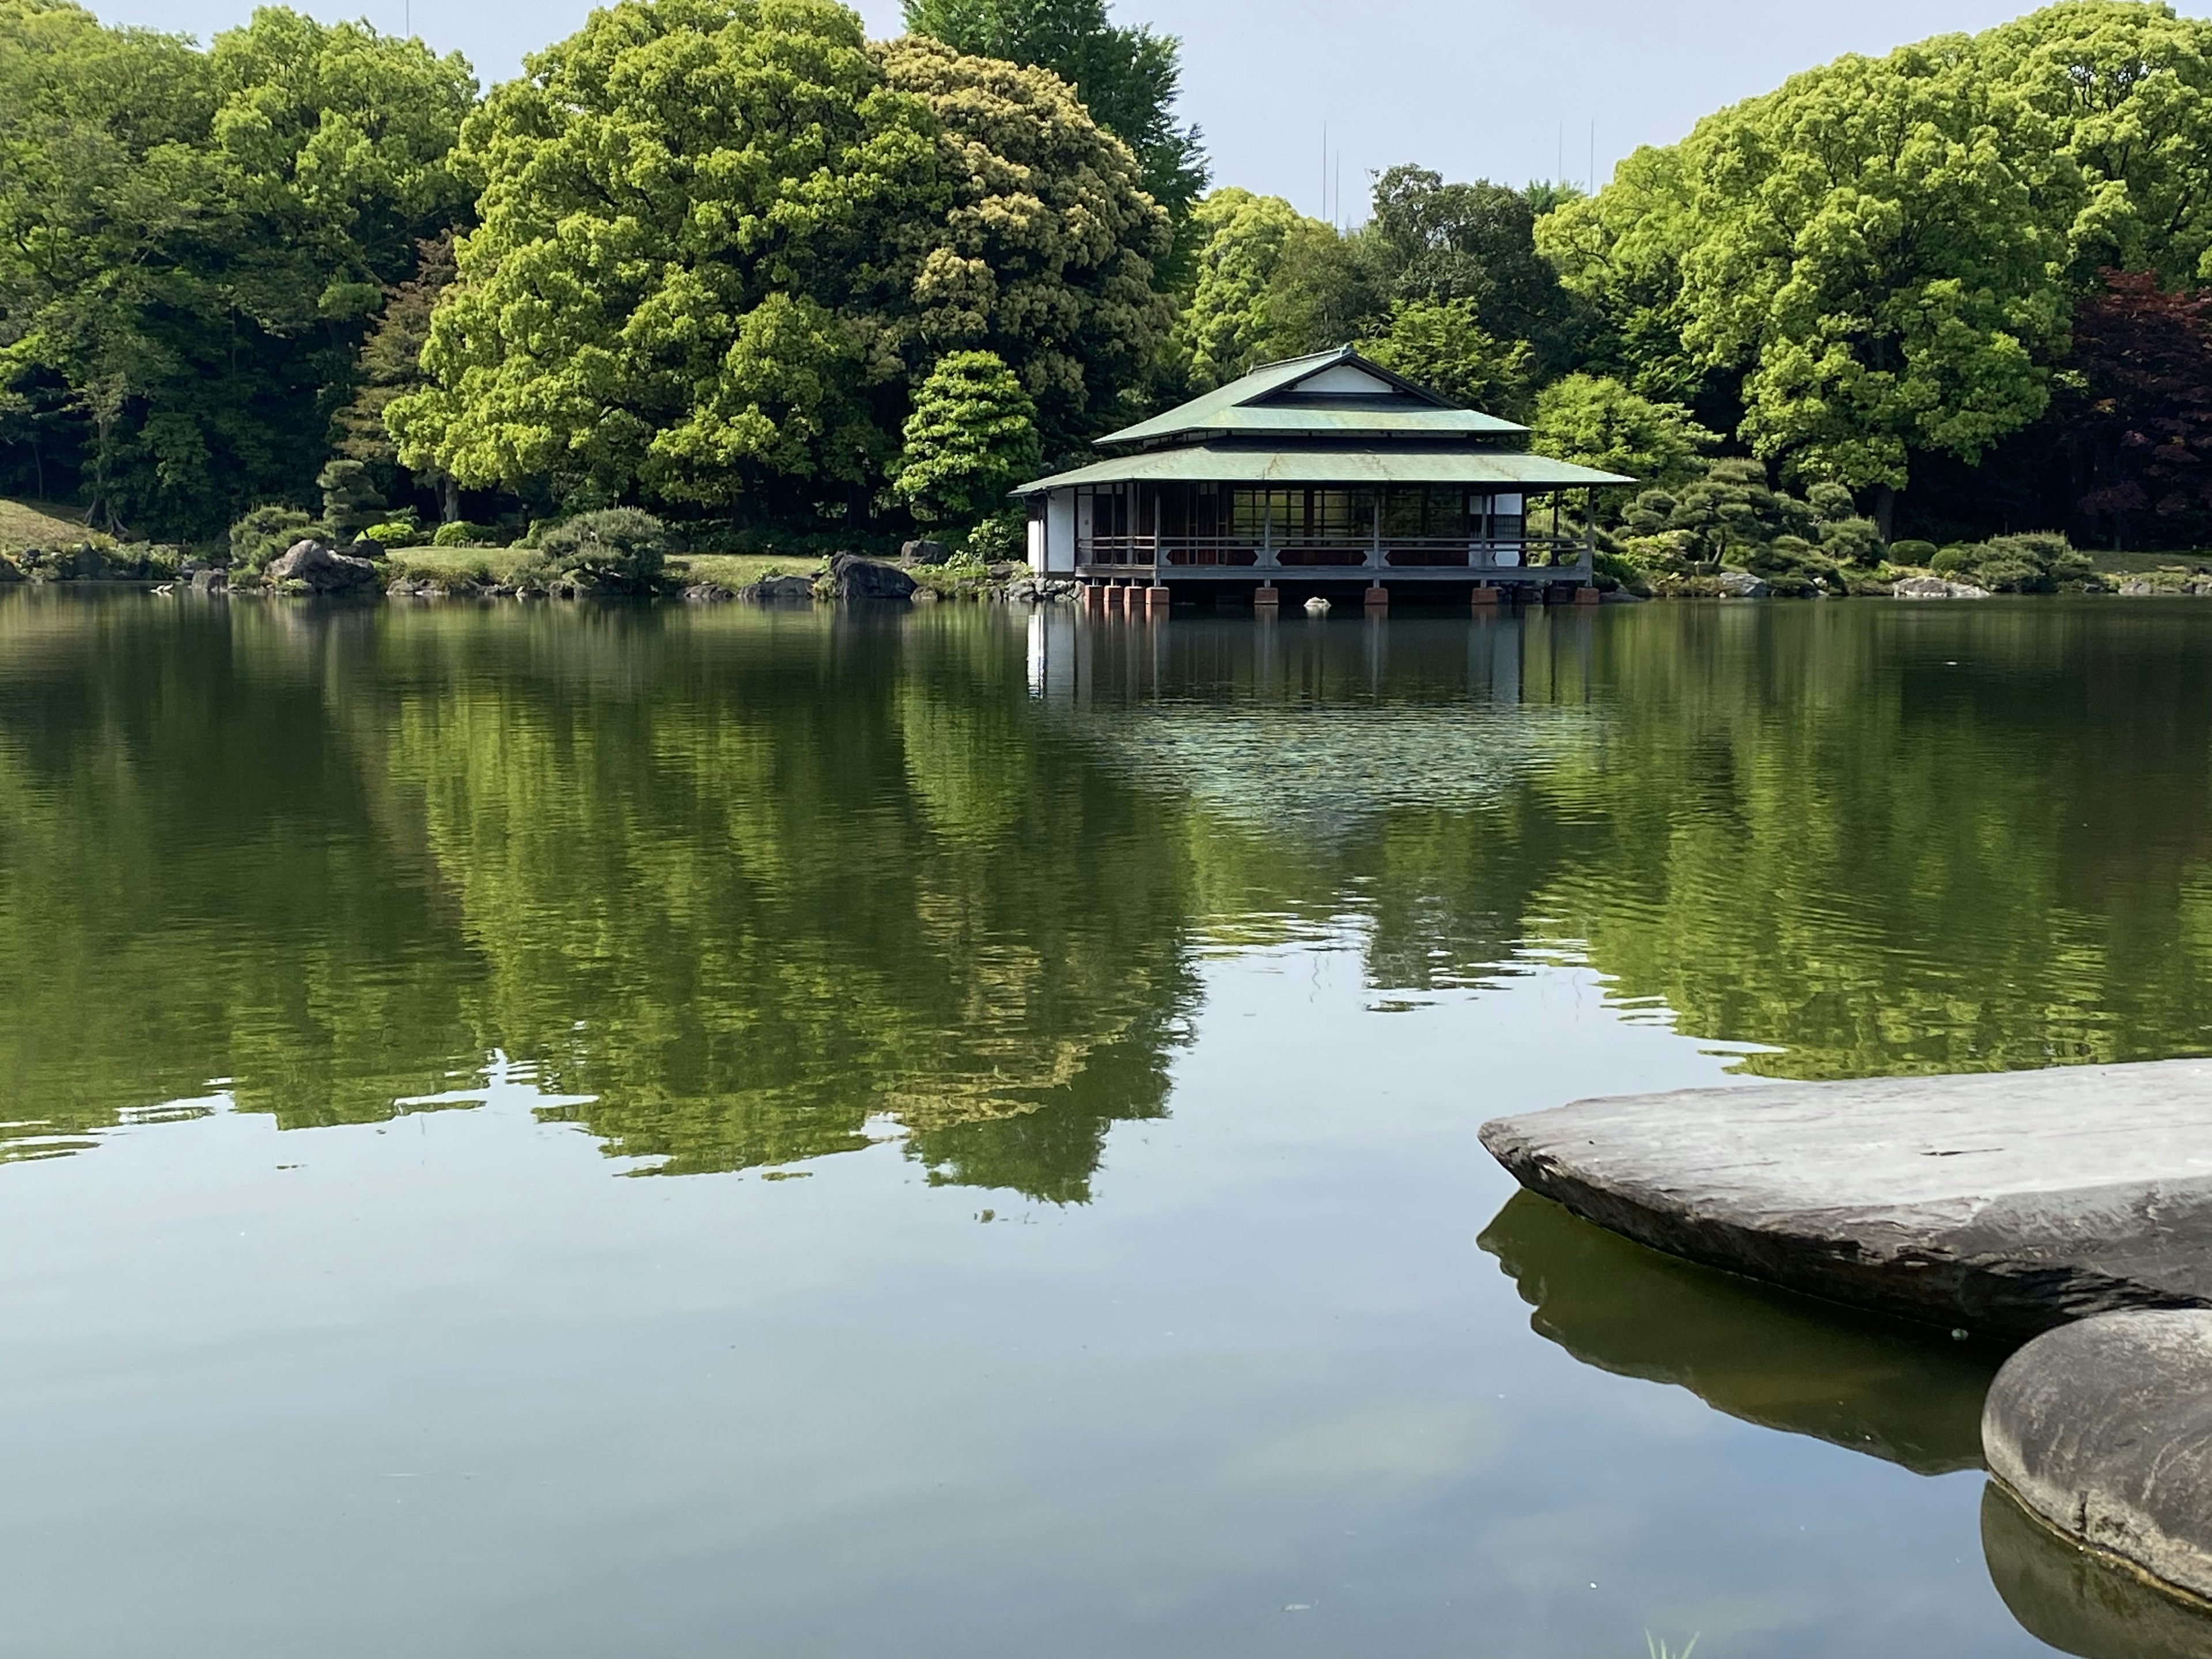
[
  {"x1": 1478, "y1": 1058, "x2": 2212, "y2": 1335},
  {"x1": 1984, "y1": 1310, "x2": 2212, "y2": 1615}
]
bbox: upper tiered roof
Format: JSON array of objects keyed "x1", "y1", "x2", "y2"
[{"x1": 1096, "y1": 346, "x2": 1530, "y2": 450}]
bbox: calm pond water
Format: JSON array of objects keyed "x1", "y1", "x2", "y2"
[{"x1": 4, "y1": 589, "x2": 2211, "y2": 1658}]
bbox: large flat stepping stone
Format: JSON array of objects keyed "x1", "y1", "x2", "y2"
[
  {"x1": 1984, "y1": 1310, "x2": 2212, "y2": 1622},
  {"x1": 1478, "y1": 1059, "x2": 2212, "y2": 1335}
]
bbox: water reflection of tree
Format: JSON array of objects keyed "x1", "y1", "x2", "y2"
[
  {"x1": 0, "y1": 599, "x2": 1198, "y2": 1202},
  {"x1": 357, "y1": 604, "x2": 1196, "y2": 1197},
  {"x1": 0, "y1": 597, "x2": 478, "y2": 1155},
  {"x1": 1522, "y1": 604, "x2": 2212, "y2": 1078}
]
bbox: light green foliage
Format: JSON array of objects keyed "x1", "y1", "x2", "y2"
[
  {"x1": 1530, "y1": 373, "x2": 1716, "y2": 494},
  {"x1": 430, "y1": 519, "x2": 498, "y2": 547},
  {"x1": 1362, "y1": 298, "x2": 1533, "y2": 419},
  {"x1": 893, "y1": 350, "x2": 1041, "y2": 522},
  {"x1": 228, "y1": 503, "x2": 314, "y2": 569},
  {"x1": 899, "y1": 0, "x2": 1207, "y2": 228},
  {"x1": 1889, "y1": 538, "x2": 1940, "y2": 566},
  {"x1": 1539, "y1": 2, "x2": 2212, "y2": 495},
  {"x1": 879, "y1": 35, "x2": 1173, "y2": 438},
  {"x1": 317, "y1": 457, "x2": 383, "y2": 540},
  {"x1": 0, "y1": 2, "x2": 476, "y2": 536},
  {"x1": 363, "y1": 513, "x2": 425, "y2": 546},
  {"x1": 392, "y1": 2, "x2": 1168, "y2": 517},
  {"x1": 533, "y1": 507, "x2": 669, "y2": 593},
  {"x1": 1170, "y1": 188, "x2": 1306, "y2": 389}
]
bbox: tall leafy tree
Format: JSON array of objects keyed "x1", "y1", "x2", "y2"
[
  {"x1": 393, "y1": 0, "x2": 1169, "y2": 517},
  {"x1": 1368, "y1": 166, "x2": 1579, "y2": 368},
  {"x1": 1530, "y1": 373, "x2": 1716, "y2": 493},
  {"x1": 899, "y1": 0, "x2": 1206, "y2": 228},
  {"x1": 2067, "y1": 268, "x2": 2212, "y2": 544},
  {"x1": 0, "y1": 1, "x2": 475, "y2": 536},
  {"x1": 1167, "y1": 188, "x2": 1384, "y2": 389},
  {"x1": 1539, "y1": 2, "x2": 2212, "y2": 527},
  {"x1": 1361, "y1": 298, "x2": 1533, "y2": 419},
  {"x1": 329, "y1": 234, "x2": 457, "y2": 517}
]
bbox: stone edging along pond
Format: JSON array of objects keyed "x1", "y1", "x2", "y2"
[{"x1": 1479, "y1": 1059, "x2": 2212, "y2": 1618}]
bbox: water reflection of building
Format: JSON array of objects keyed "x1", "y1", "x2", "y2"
[{"x1": 1025, "y1": 608, "x2": 1597, "y2": 836}]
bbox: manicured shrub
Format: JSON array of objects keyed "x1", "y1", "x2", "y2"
[
  {"x1": 431, "y1": 520, "x2": 498, "y2": 547},
  {"x1": 228, "y1": 505, "x2": 315, "y2": 571},
  {"x1": 533, "y1": 508, "x2": 668, "y2": 593}
]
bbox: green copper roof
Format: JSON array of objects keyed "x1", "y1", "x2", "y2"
[
  {"x1": 1097, "y1": 346, "x2": 1528, "y2": 448},
  {"x1": 1014, "y1": 444, "x2": 1633, "y2": 495}
]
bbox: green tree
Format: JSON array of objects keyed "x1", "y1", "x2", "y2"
[
  {"x1": 317, "y1": 457, "x2": 382, "y2": 540},
  {"x1": 330, "y1": 234, "x2": 457, "y2": 517},
  {"x1": 1169, "y1": 188, "x2": 1304, "y2": 391},
  {"x1": 1531, "y1": 373, "x2": 1715, "y2": 494},
  {"x1": 1362, "y1": 297, "x2": 1534, "y2": 419},
  {"x1": 893, "y1": 349, "x2": 1041, "y2": 521},
  {"x1": 1368, "y1": 166, "x2": 1580, "y2": 368},
  {"x1": 0, "y1": 2, "x2": 475, "y2": 536},
  {"x1": 391, "y1": 1, "x2": 1168, "y2": 519},
  {"x1": 1539, "y1": 3, "x2": 2212, "y2": 526},
  {"x1": 899, "y1": 0, "x2": 1206, "y2": 228}
]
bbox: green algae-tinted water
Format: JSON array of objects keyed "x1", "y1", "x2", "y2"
[{"x1": 3, "y1": 589, "x2": 2210, "y2": 1658}]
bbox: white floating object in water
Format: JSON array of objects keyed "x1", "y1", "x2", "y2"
[{"x1": 1304, "y1": 596, "x2": 1331, "y2": 616}]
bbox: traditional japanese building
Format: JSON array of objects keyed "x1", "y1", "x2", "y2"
[{"x1": 1015, "y1": 346, "x2": 1633, "y2": 609}]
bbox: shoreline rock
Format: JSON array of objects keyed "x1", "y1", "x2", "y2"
[
  {"x1": 1478, "y1": 1058, "x2": 2212, "y2": 1336},
  {"x1": 268, "y1": 537, "x2": 376, "y2": 594},
  {"x1": 828, "y1": 552, "x2": 916, "y2": 602},
  {"x1": 1895, "y1": 575, "x2": 1993, "y2": 600},
  {"x1": 1984, "y1": 1311, "x2": 2212, "y2": 1614}
]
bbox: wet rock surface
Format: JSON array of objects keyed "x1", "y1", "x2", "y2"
[
  {"x1": 1479, "y1": 1059, "x2": 2212, "y2": 1335},
  {"x1": 1984, "y1": 1310, "x2": 2212, "y2": 1608}
]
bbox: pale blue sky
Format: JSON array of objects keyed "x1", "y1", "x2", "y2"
[{"x1": 87, "y1": 0, "x2": 2206, "y2": 215}]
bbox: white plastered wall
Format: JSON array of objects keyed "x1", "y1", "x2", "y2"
[{"x1": 1044, "y1": 490, "x2": 1076, "y2": 573}]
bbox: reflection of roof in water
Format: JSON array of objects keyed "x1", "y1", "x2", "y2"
[{"x1": 1059, "y1": 699, "x2": 1599, "y2": 837}]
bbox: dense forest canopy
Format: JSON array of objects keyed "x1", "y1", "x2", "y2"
[
  {"x1": 0, "y1": 0, "x2": 475, "y2": 536},
  {"x1": 10, "y1": 0, "x2": 2212, "y2": 552}
]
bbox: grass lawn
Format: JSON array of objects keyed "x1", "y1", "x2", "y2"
[
  {"x1": 388, "y1": 546, "x2": 802, "y2": 590},
  {"x1": 2090, "y1": 548, "x2": 2212, "y2": 575},
  {"x1": 0, "y1": 498, "x2": 97, "y2": 554}
]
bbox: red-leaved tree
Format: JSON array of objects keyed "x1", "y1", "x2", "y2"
[{"x1": 2071, "y1": 270, "x2": 2212, "y2": 547}]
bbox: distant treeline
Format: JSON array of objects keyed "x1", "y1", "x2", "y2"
[{"x1": 6, "y1": 0, "x2": 2212, "y2": 551}]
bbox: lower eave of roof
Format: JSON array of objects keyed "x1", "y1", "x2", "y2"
[{"x1": 1014, "y1": 442, "x2": 1636, "y2": 495}]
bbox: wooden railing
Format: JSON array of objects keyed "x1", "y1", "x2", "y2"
[{"x1": 1078, "y1": 535, "x2": 1590, "y2": 571}]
